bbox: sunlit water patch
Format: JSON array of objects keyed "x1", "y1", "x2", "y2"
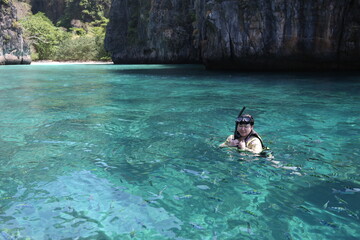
[{"x1": 0, "y1": 64, "x2": 359, "y2": 239}]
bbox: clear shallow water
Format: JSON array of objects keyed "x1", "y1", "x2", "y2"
[{"x1": 0, "y1": 64, "x2": 359, "y2": 239}]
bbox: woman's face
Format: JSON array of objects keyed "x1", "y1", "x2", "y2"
[{"x1": 237, "y1": 124, "x2": 253, "y2": 137}]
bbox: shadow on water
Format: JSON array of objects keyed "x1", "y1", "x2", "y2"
[
  {"x1": 110, "y1": 65, "x2": 207, "y2": 77},
  {"x1": 109, "y1": 65, "x2": 360, "y2": 81},
  {"x1": 109, "y1": 66, "x2": 360, "y2": 97}
]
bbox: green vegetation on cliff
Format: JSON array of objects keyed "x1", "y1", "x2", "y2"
[
  {"x1": 54, "y1": 23, "x2": 109, "y2": 61},
  {"x1": 57, "y1": 0, "x2": 110, "y2": 28},
  {"x1": 18, "y1": 0, "x2": 111, "y2": 61},
  {"x1": 20, "y1": 12, "x2": 67, "y2": 59}
]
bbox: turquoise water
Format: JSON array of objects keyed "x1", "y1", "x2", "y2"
[{"x1": 0, "y1": 64, "x2": 359, "y2": 239}]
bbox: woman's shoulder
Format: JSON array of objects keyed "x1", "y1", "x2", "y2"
[
  {"x1": 247, "y1": 136, "x2": 261, "y2": 144},
  {"x1": 227, "y1": 134, "x2": 234, "y2": 140}
]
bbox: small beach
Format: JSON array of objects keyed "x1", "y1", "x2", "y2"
[{"x1": 31, "y1": 61, "x2": 114, "y2": 65}]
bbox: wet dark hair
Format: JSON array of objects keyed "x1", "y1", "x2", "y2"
[{"x1": 236, "y1": 114, "x2": 254, "y2": 125}]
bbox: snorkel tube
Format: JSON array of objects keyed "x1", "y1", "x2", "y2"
[{"x1": 234, "y1": 106, "x2": 246, "y2": 140}]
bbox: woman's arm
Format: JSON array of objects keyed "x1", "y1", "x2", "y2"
[
  {"x1": 219, "y1": 135, "x2": 239, "y2": 147},
  {"x1": 242, "y1": 137, "x2": 263, "y2": 154}
]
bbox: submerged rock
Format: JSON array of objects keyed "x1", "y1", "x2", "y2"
[
  {"x1": 105, "y1": 0, "x2": 360, "y2": 70},
  {"x1": 1, "y1": 170, "x2": 181, "y2": 238},
  {"x1": 0, "y1": 1, "x2": 31, "y2": 65}
]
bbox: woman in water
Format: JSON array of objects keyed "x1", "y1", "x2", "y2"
[
  {"x1": 219, "y1": 114, "x2": 264, "y2": 154},
  {"x1": 220, "y1": 114, "x2": 301, "y2": 174}
]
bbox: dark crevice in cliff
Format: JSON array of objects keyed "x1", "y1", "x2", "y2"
[
  {"x1": 229, "y1": 32, "x2": 234, "y2": 61},
  {"x1": 195, "y1": 0, "x2": 205, "y2": 63},
  {"x1": 263, "y1": 0, "x2": 275, "y2": 55},
  {"x1": 336, "y1": 0, "x2": 354, "y2": 66},
  {"x1": 297, "y1": 1, "x2": 308, "y2": 57}
]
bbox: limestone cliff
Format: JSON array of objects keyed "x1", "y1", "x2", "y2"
[
  {"x1": 105, "y1": 0, "x2": 360, "y2": 70},
  {"x1": 30, "y1": 0, "x2": 111, "y2": 28},
  {"x1": 105, "y1": 0, "x2": 199, "y2": 64},
  {"x1": 0, "y1": 0, "x2": 31, "y2": 65},
  {"x1": 31, "y1": 0, "x2": 65, "y2": 23}
]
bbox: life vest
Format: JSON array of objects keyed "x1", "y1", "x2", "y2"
[{"x1": 244, "y1": 130, "x2": 266, "y2": 150}]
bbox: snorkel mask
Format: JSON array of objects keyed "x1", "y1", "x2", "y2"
[
  {"x1": 234, "y1": 114, "x2": 254, "y2": 139},
  {"x1": 236, "y1": 115, "x2": 254, "y2": 126}
]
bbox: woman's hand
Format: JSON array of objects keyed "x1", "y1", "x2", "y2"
[
  {"x1": 227, "y1": 139, "x2": 240, "y2": 147},
  {"x1": 238, "y1": 140, "x2": 246, "y2": 150}
]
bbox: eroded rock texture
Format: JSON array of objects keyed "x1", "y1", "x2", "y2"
[
  {"x1": 105, "y1": 0, "x2": 360, "y2": 70},
  {"x1": 0, "y1": 1, "x2": 31, "y2": 65},
  {"x1": 31, "y1": 0, "x2": 65, "y2": 23}
]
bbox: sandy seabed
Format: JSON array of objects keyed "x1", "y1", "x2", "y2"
[{"x1": 31, "y1": 61, "x2": 113, "y2": 65}]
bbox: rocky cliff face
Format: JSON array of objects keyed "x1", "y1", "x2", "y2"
[
  {"x1": 105, "y1": 0, "x2": 199, "y2": 64},
  {"x1": 105, "y1": 0, "x2": 360, "y2": 70},
  {"x1": 0, "y1": 1, "x2": 31, "y2": 65},
  {"x1": 31, "y1": 0, "x2": 65, "y2": 23}
]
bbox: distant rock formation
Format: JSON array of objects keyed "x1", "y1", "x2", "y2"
[
  {"x1": 105, "y1": 0, "x2": 360, "y2": 70},
  {"x1": 0, "y1": 1, "x2": 31, "y2": 65}
]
